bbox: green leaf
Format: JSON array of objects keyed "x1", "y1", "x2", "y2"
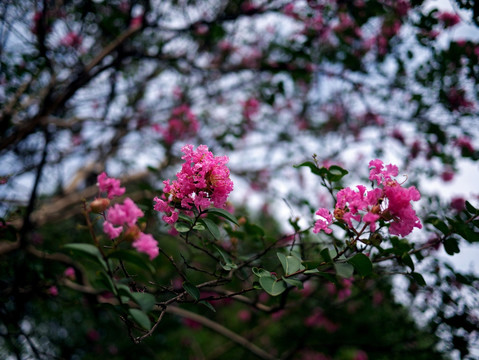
[
  {"x1": 465, "y1": 201, "x2": 478, "y2": 214},
  {"x1": 98, "y1": 271, "x2": 117, "y2": 294},
  {"x1": 182, "y1": 281, "x2": 200, "y2": 301},
  {"x1": 193, "y1": 223, "x2": 206, "y2": 231},
  {"x1": 282, "y1": 277, "x2": 303, "y2": 289},
  {"x1": 174, "y1": 222, "x2": 191, "y2": 233},
  {"x1": 401, "y1": 253, "x2": 415, "y2": 271},
  {"x1": 277, "y1": 253, "x2": 302, "y2": 275},
  {"x1": 277, "y1": 252, "x2": 287, "y2": 273},
  {"x1": 108, "y1": 250, "x2": 155, "y2": 273},
  {"x1": 334, "y1": 262, "x2": 354, "y2": 278},
  {"x1": 293, "y1": 161, "x2": 327, "y2": 177},
  {"x1": 63, "y1": 243, "x2": 107, "y2": 270},
  {"x1": 206, "y1": 207, "x2": 239, "y2": 226},
  {"x1": 116, "y1": 284, "x2": 132, "y2": 298},
  {"x1": 411, "y1": 272, "x2": 426, "y2": 286},
  {"x1": 128, "y1": 308, "x2": 151, "y2": 330},
  {"x1": 428, "y1": 217, "x2": 449, "y2": 235},
  {"x1": 443, "y1": 237, "x2": 460, "y2": 255},
  {"x1": 244, "y1": 223, "x2": 265, "y2": 237},
  {"x1": 130, "y1": 292, "x2": 156, "y2": 312},
  {"x1": 302, "y1": 260, "x2": 323, "y2": 269},
  {"x1": 320, "y1": 248, "x2": 332, "y2": 263},
  {"x1": 200, "y1": 218, "x2": 221, "y2": 239},
  {"x1": 347, "y1": 253, "x2": 373, "y2": 277},
  {"x1": 178, "y1": 213, "x2": 194, "y2": 224},
  {"x1": 199, "y1": 300, "x2": 216, "y2": 313},
  {"x1": 214, "y1": 245, "x2": 237, "y2": 270},
  {"x1": 326, "y1": 165, "x2": 349, "y2": 182},
  {"x1": 252, "y1": 267, "x2": 271, "y2": 278},
  {"x1": 259, "y1": 276, "x2": 287, "y2": 296}
]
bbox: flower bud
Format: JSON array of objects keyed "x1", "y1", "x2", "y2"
[
  {"x1": 89, "y1": 198, "x2": 110, "y2": 213},
  {"x1": 370, "y1": 233, "x2": 383, "y2": 246},
  {"x1": 123, "y1": 225, "x2": 141, "y2": 242}
]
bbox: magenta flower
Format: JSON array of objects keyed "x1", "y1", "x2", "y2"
[
  {"x1": 133, "y1": 232, "x2": 159, "y2": 260},
  {"x1": 437, "y1": 11, "x2": 461, "y2": 28},
  {"x1": 106, "y1": 198, "x2": 144, "y2": 227},
  {"x1": 154, "y1": 144, "x2": 234, "y2": 225},
  {"x1": 97, "y1": 172, "x2": 125, "y2": 199},
  {"x1": 154, "y1": 104, "x2": 199, "y2": 145},
  {"x1": 368, "y1": 159, "x2": 398, "y2": 186},
  {"x1": 313, "y1": 208, "x2": 333, "y2": 234},
  {"x1": 59, "y1": 31, "x2": 83, "y2": 48},
  {"x1": 103, "y1": 221, "x2": 123, "y2": 240},
  {"x1": 314, "y1": 159, "x2": 421, "y2": 238}
]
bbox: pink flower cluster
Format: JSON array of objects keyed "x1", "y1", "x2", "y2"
[
  {"x1": 314, "y1": 160, "x2": 422, "y2": 237},
  {"x1": 437, "y1": 11, "x2": 461, "y2": 28},
  {"x1": 153, "y1": 104, "x2": 199, "y2": 145},
  {"x1": 96, "y1": 173, "x2": 158, "y2": 260},
  {"x1": 98, "y1": 172, "x2": 125, "y2": 199},
  {"x1": 154, "y1": 144, "x2": 234, "y2": 224},
  {"x1": 59, "y1": 31, "x2": 83, "y2": 49}
]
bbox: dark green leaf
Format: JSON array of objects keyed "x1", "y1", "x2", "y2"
[
  {"x1": 206, "y1": 207, "x2": 239, "y2": 226},
  {"x1": 199, "y1": 300, "x2": 216, "y2": 313},
  {"x1": 428, "y1": 218, "x2": 449, "y2": 235},
  {"x1": 128, "y1": 308, "x2": 151, "y2": 330},
  {"x1": 108, "y1": 250, "x2": 155, "y2": 273},
  {"x1": 320, "y1": 248, "x2": 332, "y2": 263},
  {"x1": 214, "y1": 245, "x2": 237, "y2": 270},
  {"x1": 63, "y1": 243, "x2": 107, "y2": 270},
  {"x1": 347, "y1": 253, "x2": 373, "y2": 277},
  {"x1": 244, "y1": 223, "x2": 265, "y2": 237},
  {"x1": 178, "y1": 213, "x2": 194, "y2": 224},
  {"x1": 130, "y1": 292, "x2": 156, "y2": 312},
  {"x1": 465, "y1": 201, "x2": 478, "y2": 214},
  {"x1": 302, "y1": 259, "x2": 323, "y2": 269},
  {"x1": 98, "y1": 271, "x2": 116, "y2": 294},
  {"x1": 411, "y1": 272, "x2": 426, "y2": 286},
  {"x1": 443, "y1": 237, "x2": 460, "y2": 255},
  {"x1": 200, "y1": 218, "x2": 221, "y2": 239},
  {"x1": 182, "y1": 281, "x2": 200, "y2": 301},
  {"x1": 401, "y1": 253, "x2": 415, "y2": 271},
  {"x1": 293, "y1": 161, "x2": 327, "y2": 177}
]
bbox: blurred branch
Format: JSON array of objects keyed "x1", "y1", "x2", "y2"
[
  {"x1": 10, "y1": 171, "x2": 150, "y2": 229},
  {"x1": 165, "y1": 306, "x2": 279, "y2": 360}
]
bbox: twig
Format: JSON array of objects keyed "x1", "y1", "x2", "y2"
[{"x1": 134, "y1": 307, "x2": 166, "y2": 343}]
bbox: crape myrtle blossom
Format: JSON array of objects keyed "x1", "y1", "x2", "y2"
[
  {"x1": 95, "y1": 173, "x2": 159, "y2": 260},
  {"x1": 97, "y1": 172, "x2": 125, "y2": 199},
  {"x1": 154, "y1": 144, "x2": 234, "y2": 225},
  {"x1": 313, "y1": 159, "x2": 421, "y2": 237}
]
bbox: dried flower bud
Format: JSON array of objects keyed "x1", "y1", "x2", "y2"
[
  {"x1": 123, "y1": 225, "x2": 141, "y2": 242},
  {"x1": 89, "y1": 198, "x2": 110, "y2": 213}
]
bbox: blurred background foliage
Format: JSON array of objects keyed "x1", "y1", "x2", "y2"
[{"x1": 1, "y1": 0, "x2": 479, "y2": 359}]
